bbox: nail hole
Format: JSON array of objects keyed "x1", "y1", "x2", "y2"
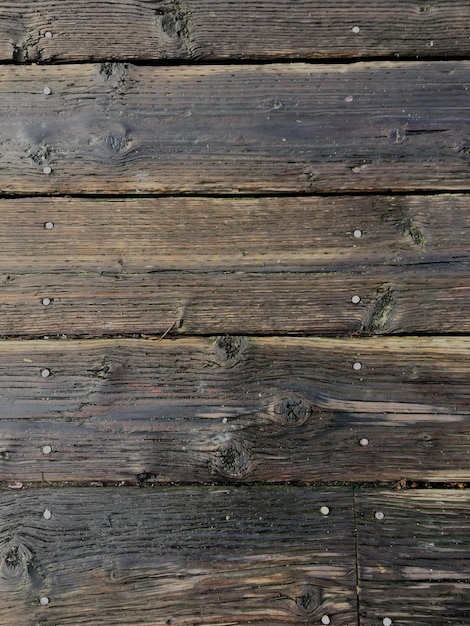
[
  {"x1": 320, "y1": 506, "x2": 330, "y2": 516},
  {"x1": 43, "y1": 166, "x2": 52, "y2": 175},
  {"x1": 352, "y1": 26, "x2": 360, "y2": 33},
  {"x1": 375, "y1": 511, "x2": 385, "y2": 521},
  {"x1": 353, "y1": 229, "x2": 362, "y2": 238},
  {"x1": 44, "y1": 221, "x2": 54, "y2": 230},
  {"x1": 43, "y1": 86, "x2": 52, "y2": 96},
  {"x1": 40, "y1": 596, "x2": 50, "y2": 606},
  {"x1": 42, "y1": 445, "x2": 52, "y2": 455},
  {"x1": 43, "y1": 509, "x2": 52, "y2": 520},
  {"x1": 41, "y1": 369, "x2": 51, "y2": 378},
  {"x1": 359, "y1": 438, "x2": 369, "y2": 447},
  {"x1": 353, "y1": 362, "x2": 362, "y2": 371},
  {"x1": 351, "y1": 295, "x2": 361, "y2": 304}
]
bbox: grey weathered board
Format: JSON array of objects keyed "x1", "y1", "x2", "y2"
[
  {"x1": 1, "y1": 0, "x2": 470, "y2": 62},
  {"x1": 1, "y1": 194, "x2": 470, "y2": 336},
  {"x1": 0, "y1": 486, "x2": 357, "y2": 626},
  {"x1": 356, "y1": 489, "x2": 470, "y2": 625},
  {"x1": 0, "y1": 62, "x2": 469, "y2": 194},
  {"x1": 0, "y1": 337, "x2": 469, "y2": 483}
]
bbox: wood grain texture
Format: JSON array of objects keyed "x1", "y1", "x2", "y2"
[
  {"x1": 1, "y1": 0, "x2": 470, "y2": 62},
  {"x1": 356, "y1": 490, "x2": 470, "y2": 625},
  {"x1": 0, "y1": 62, "x2": 470, "y2": 194},
  {"x1": 2, "y1": 267, "x2": 470, "y2": 337},
  {"x1": 0, "y1": 337, "x2": 469, "y2": 483},
  {"x1": 0, "y1": 486, "x2": 356, "y2": 626},
  {"x1": 2, "y1": 195, "x2": 470, "y2": 273}
]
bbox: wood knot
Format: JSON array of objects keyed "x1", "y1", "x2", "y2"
[
  {"x1": 292, "y1": 584, "x2": 322, "y2": 620},
  {"x1": 273, "y1": 397, "x2": 311, "y2": 426},
  {"x1": 0, "y1": 541, "x2": 35, "y2": 587},
  {"x1": 213, "y1": 336, "x2": 247, "y2": 365},
  {"x1": 213, "y1": 440, "x2": 252, "y2": 479}
]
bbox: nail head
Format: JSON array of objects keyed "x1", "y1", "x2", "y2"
[
  {"x1": 43, "y1": 509, "x2": 52, "y2": 520},
  {"x1": 353, "y1": 361, "x2": 362, "y2": 370},
  {"x1": 375, "y1": 511, "x2": 385, "y2": 521},
  {"x1": 40, "y1": 596, "x2": 50, "y2": 606},
  {"x1": 43, "y1": 166, "x2": 52, "y2": 175},
  {"x1": 345, "y1": 95, "x2": 354, "y2": 103},
  {"x1": 45, "y1": 221, "x2": 54, "y2": 230},
  {"x1": 321, "y1": 616, "x2": 331, "y2": 626},
  {"x1": 383, "y1": 619, "x2": 392, "y2": 626},
  {"x1": 320, "y1": 506, "x2": 330, "y2": 516},
  {"x1": 44, "y1": 31, "x2": 53, "y2": 39},
  {"x1": 352, "y1": 26, "x2": 360, "y2": 33},
  {"x1": 41, "y1": 369, "x2": 51, "y2": 378},
  {"x1": 352, "y1": 295, "x2": 361, "y2": 304},
  {"x1": 43, "y1": 86, "x2": 52, "y2": 96},
  {"x1": 359, "y1": 438, "x2": 369, "y2": 447},
  {"x1": 42, "y1": 297, "x2": 51, "y2": 306},
  {"x1": 353, "y1": 229, "x2": 362, "y2": 238},
  {"x1": 42, "y1": 445, "x2": 52, "y2": 455}
]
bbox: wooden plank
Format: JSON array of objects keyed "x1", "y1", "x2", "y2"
[
  {"x1": 2, "y1": 266, "x2": 470, "y2": 337},
  {"x1": 2, "y1": 195, "x2": 470, "y2": 273},
  {"x1": 0, "y1": 337, "x2": 469, "y2": 483},
  {"x1": 2, "y1": 1, "x2": 470, "y2": 62},
  {"x1": 356, "y1": 489, "x2": 470, "y2": 625},
  {"x1": 0, "y1": 486, "x2": 357, "y2": 626},
  {"x1": 0, "y1": 62, "x2": 469, "y2": 194}
]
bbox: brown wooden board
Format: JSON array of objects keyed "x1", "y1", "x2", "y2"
[
  {"x1": 2, "y1": 195, "x2": 470, "y2": 273},
  {"x1": 356, "y1": 489, "x2": 470, "y2": 625},
  {"x1": 1, "y1": 0, "x2": 470, "y2": 62},
  {"x1": 0, "y1": 62, "x2": 470, "y2": 194},
  {"x1": 0, "y1": 486, "x2": 357, "y2": 626},
  {"x1": 2, "y1": 267, "x2": 470, "y2": 337},
  {"x1": 0, "y1": 337, "x2": 469, "y2": 483}
]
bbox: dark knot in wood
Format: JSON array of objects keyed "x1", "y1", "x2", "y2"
[
  {"x1": 0, "y1": 540, "x2": 35, "y2": 587},
  {"x1": 213, "y1": 440, "x2": 252, "y2": 479},
  {"x1": 213, "y1": 335, "x2": 247, "y2": 364},
  {"x1": 292, "y1": 583, "x2": 322, "y2": 620},
  {"x1": 275, "y1": 397, "x2": 311, "y2": 426}
]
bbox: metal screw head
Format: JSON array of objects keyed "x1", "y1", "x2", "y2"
[
  {"x1": 43, "y1": 166, "x2": 52, "y2": 175},
  {"x1": 320, "y1": 506, "x2": 330, "y2": 516}
]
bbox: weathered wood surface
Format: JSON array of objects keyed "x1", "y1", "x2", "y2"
[
  {"x1": 2, "y1": 267, "x2": 470, "y2": 337},
  {"x1": 0, "y1": 62, "x2": 470, "y2": 194},
  {"x1": 0, "y1": 337, "x2": 469, "y2": 483},
  {"x1": 2, "y1": 195, "x2": 470, "y2": 272},
  {"x1": 0, "y1": 486, "x2": 356, "y2": 626},
  {"x1": 2, "y1": 0, "x2": 470, "y2": 62},
  {"x1": 356, "y1": 489, "x2": 470, "y2": 624}
]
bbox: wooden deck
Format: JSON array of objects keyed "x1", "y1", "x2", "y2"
[{"x1": 1, "y1": 2, "x2": 469, "y2": 624}]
